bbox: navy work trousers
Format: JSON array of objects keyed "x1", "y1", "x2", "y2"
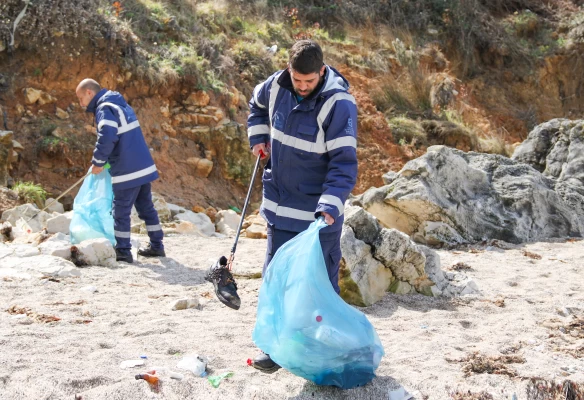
[
  {"x1": 262, "y1": 225, "x2": 342, "y2": 294},
  {"x1": 112, "y1": 183, "x2": 164, "y2": 252}
]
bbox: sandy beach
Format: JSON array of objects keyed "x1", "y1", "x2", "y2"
[{"x1": 1, "y1": 233, "x2": 583, "y2": 399}]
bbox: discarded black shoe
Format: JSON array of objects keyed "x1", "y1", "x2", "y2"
[
  {"x1": 204, "y1": 256, "x2": 241, "y2": 310},
  {"x1": 138, "y1": 244, "x2": 166, "y2": 258},
  {"x1": 251, "y1": 351, "x2": 281, "y2": 373},
  {"x1": 115, "y1": 249, "x2": 133, "y2": 263}
]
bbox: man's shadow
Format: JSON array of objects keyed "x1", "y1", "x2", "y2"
[
  {"x1": 133, "y1": 257, "x2": 208, "y2": 286},
  {"x1": 288, "y1": 375, "x2": 407, "y2": 400}
]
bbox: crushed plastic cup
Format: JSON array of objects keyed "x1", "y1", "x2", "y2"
[
  {"x1": 176, "y1": 354, "x2": 208, "y2": 376},
  {"x1": 120, "y1": 359, "x2": 145, "y2": 369},
  {"x1": 208, "y1": 372, "x2": 233, "y2": 388}
]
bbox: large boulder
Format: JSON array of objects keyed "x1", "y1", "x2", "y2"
[
  {"x1": 339, "y1": 226, "x2": 392, "y2": 306},
  {"x1": 1, "y1": 204, "x2": 50, "y2": 233},
  {"x1": 167, "y1": 203, "x2": 187, "y2": 218},
  {"x1": 339, "y1": 205, "x2": 474, "y2": 305},
  {"x1": 175, "y1": 211, "x2": 215, "y2": 236},
  {"x1": 512, "y1": 119, "x2": 584, "y2": 187},
  {"x1": 74, "y1": 238, "x2": 117, "y2": 267},
  {"x1": 353, "y1": 145, "x2": 584, "y2": 246}
]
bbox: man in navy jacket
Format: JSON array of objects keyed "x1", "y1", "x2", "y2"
[
  {"x1": 75, "y1": 79, "x2": 165, "y2": 263},
  {"x1": 249, "y1": 40, "x2": 358, "y2": 371}
]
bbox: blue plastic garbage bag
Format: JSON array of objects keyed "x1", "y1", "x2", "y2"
[
  {"x1": 252, "y1": 218, "x2": 384, "y2": 389},
  {"x1": 70, "y1": 169, "x2": 116, "y2": 246}
]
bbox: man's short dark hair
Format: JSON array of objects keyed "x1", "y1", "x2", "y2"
[{"x1": 289, "y1": 40, "x2": 323, "y2": 74}]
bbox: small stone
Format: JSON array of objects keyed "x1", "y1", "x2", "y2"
[
  {"x1": 24, "y1": 88, "x2": 42, "y2": 104},
  {"x1": 171, "y1": 297, "x2": 200, "y2": 311},
  {"x1": 55, "y1": 108, "x2": 69, "y2": 119}
]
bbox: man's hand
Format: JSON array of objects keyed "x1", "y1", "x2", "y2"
[
  {"x1": 321, "y1": 212, "x2": 334, "y2": 225},
  {"x1": 91, "y1": 165, "x2": 104, "y2": 175},
  {"x1": 252, "y1": 143, "x2": 270, "y2": 159}
]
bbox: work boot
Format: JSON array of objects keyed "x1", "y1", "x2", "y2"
[
  {"x1": 138, "y1": 244, "x2": 166, "y2": 258},
  {"x1": 115, "y1": 249, "x2": 133, "y2": 263},
  {"x1": 251, "y1": 351, "x2": 281, "y2": 373},
  {"x1": 204, "y1": 256, "x2": 241, "y2": 310}
]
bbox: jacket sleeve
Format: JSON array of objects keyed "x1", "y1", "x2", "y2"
[
  {"x1": 315, "y1": 95, "x2": 358, "y2": 222},
  {"x1": 91, "y1": 107, "x2": 119, "y2": 167},
  {"x1": 247, "y1": 77, "x2": 273, "y2": 148}
]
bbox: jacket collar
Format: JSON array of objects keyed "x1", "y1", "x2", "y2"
[{"x1": 86, "y1": 88, "x2": 108, "y2": 114}]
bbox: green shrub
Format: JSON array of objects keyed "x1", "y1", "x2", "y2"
[
  {"x1": 388, "y1": 117, "x2": 427, "y2": 146},
  {"x1": 12, "y1": 182, "x2": 47, "y2": 208}
]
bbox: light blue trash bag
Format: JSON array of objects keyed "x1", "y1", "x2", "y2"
[
  {"x1": 252, "y1": 218, "x2": 384, "y2": 389},
  {"x1": 70, "y1": 168, "x2": 116, "y2": 246}
]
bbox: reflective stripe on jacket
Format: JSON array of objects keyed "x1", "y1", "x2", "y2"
[
  {"x1": 247, "y1": 66, "x2": 358, "y2": 233},
  {"x1": 87, "y1": 89, "x2": 159, "y2": 190}
]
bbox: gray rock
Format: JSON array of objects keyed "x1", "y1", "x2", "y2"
[
  {"x1": 75, "y1": 238, "x2": 117, "y2": 267},
  {"x1": 44, "y1": 198, "x2": 65, "y2": 214},
  {"x1": 215, "y1": 209, "x2": 240, "y2": 236},
  {"x1": 382, "y1": 171, "x2": 399, "y2": 185},
  {"x1": 46, "y1": 232, "x2": 70, "y2": 242},
  {"x1": 1, "y1": 255, "x2": 80, "y2": 278},
  {"x1": 152, "y1": 192, "x2": 171, "y2": 223},
  {"x1": 167, "y1": 203, "x2": 187, "y2": 218},
  {"x1": 373, "y1": 228, "x2": 427, "y2": 285},
  {"x1": 2, "y1": 204, "x2": 50, "y2": 233},
  {"x1": 360, "y1": 145, "x2": 582, "y2": 245},
  {"x1": 10, "y1": 244, "x2": 40, "y2": 257},
  {"x1": 340, "y1": 226, "x2": 393, "y2": 306},
  {"x1": 171, "y1": 298, "x2": 200, "y2": 311},
  {"x1": 46, "y1": 212, "x2": 72, "y2": 234},
  {"x1": 175, "y1": 211, "x2": 215, "y2": 236},
  {"x1": 38, "y1": 240, "x2": 71, "y2": 259},
  {"x1": 344, "y1": 205, "x2": 381, "y2": 245}
]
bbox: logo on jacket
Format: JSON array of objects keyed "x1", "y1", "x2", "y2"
[
  {"x1": 345, "y1": 118, "x2": 354, "y2": 136},
  {"x1": 273, "y1": 111, "x2": 285, "y2": 131}
]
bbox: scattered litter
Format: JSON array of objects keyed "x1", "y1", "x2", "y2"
[
  {"x1": 149, "y1": 366, "x2": 184, "y2": 380},
  {"x1": 140, "y1": 355, "x2": 148, "y2": 359},
  {"x1": 208, "y1": 371, "x2": 233, "y2": 388},
  {"x1": 177, "y1": 354, "x2": 207, "y2": 376},
  {"x1": 135, "y1": 373, "x2": 159, "y2": 391},
  {"x1": 388, "y1": 386, "x2": 413, "y2": 400},
  {"x1": 120, "y1": 359, "x2": 145, "y2": 369},
  {"x1": 420, "y1": 324, "x2": 428, "y2": 329}
]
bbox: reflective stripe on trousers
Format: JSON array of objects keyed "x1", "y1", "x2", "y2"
[{"x1": 113, "y1": 182, "x2": 164, "y2": 251}]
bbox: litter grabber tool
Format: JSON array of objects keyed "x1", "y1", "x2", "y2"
[
  {"x1": 18, "y1": 164, "x2": 109, "y2": 233},
  {"x1": 205, "y1": 150, "x2": 265, "y2": 310}
]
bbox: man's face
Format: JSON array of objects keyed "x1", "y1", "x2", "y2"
[
  {"x1": 289, "y1": 65, "x2": 325, "y2": 98},
  {"x1": 76, "y1": 88, "x2": 95, "y2": 108}
]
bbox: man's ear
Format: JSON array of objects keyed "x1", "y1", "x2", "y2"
[{"x1": 319, "y1": 64, "x2": 325, "y2": 77}]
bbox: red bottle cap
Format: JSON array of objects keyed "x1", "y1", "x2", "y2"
[{"x1": 316, "y1": 315, "x2": 322, "y2": 322}]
